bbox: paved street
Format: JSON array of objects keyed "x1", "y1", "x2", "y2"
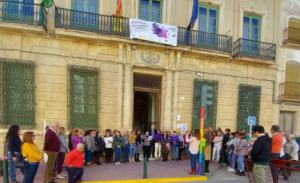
[{"x1": 1, "y1": 160, "x2": 248, "y2": 183}]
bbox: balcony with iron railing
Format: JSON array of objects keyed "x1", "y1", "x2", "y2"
[
  {"x1": 233, "y1": 38, "x2": 276, "y2": 61},
  {"x1": 0, "y1": 1, "x2": 45, "y2": 27},
  {"x1": 55, "y1": 7, "x2": 129, "y2": 36},
  {"x1": 283, "y1": 27, "x2": 300, "y2": 46},
  {"x1": 279, "y1": 82, "x2": 300, "y2": 103},
  {"x1": 177, "y1": 27, "x2": 232, "y2": 53}
]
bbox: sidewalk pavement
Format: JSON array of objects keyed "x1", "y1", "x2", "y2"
[{"x1": 0, "y1": 160, "x2": 248, "y2": 183}]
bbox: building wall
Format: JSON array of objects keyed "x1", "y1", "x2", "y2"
[
  {"x1": 0, "y1": 0, "x2": 282, "y2": 154},
  {"x1": 277, "y1": 0, "x2": 300, "y2": 137}
]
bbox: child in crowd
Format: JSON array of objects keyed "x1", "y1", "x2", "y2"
[{"x1": 113, "y1": 131, "x2": 124, "y2": 165}]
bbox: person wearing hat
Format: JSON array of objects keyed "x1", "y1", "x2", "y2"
[{"x1": 284, "y1": 134, "x2": 299, "y2": 161}]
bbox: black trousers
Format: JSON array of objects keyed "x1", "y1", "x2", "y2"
[
  {"x1": 143, "y1": 145, "x2": 151, "y2": 161},
  {"x1": 105, "y1": 148, "x2": 113, "y2": 163},
  {"x1": 66, "y1": 167, "x2": 84, "y2": 183},
  {"x1": 150, "y1": 141, "x2": 155, "y2": 158},
  {"x1": 178, "y1": 147, "x2": 184, "y2": 160}
]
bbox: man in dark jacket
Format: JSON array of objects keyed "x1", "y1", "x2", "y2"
[
  {"x1": 250, "y1": 125, "x2": 272, "y2": 183},
  {"x1": 43, "y1": 122, "x2": 60, "y2": 183}
]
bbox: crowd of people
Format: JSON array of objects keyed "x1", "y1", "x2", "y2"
[
  {"x1": 4, "y1": 122, "x2": 300, "y2": 183},
  {"x1": 206, "y1": 125, "x2": 300, "y2": 183}
]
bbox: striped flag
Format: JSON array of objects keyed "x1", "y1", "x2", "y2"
[
  {"x1": 184, "y1": 0, "x2": 199, "y2": 43},
  {"x1": 114, "y1": 0, "x2": 122, "y2": 16},
  {"x1": 113, "y1": 0, "x2": 123, "y2": 32}
]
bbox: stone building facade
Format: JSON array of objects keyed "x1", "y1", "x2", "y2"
[{"x1": 0, "y1": 0, "x2": 287, "y2": 153}]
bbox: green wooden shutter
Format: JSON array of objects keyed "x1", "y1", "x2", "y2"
[
  {"x1": 236, "y1": 85, "x2": 261, "y2": 132},
  {"x1": 70, "y1": 68, "x2": 98, "y2": 129},
  {"x1": 0, "y1": 61, "x2": 35, "y2": 126},
  {"x1": 192, "y1": 80, "x2": 218, "y2": 130}
]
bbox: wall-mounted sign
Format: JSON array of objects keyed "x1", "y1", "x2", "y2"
[{"x1": 129, "y1": 19, "x2": 178, "y2": 46}]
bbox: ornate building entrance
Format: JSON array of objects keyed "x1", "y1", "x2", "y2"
[{"x1": 133, "y1": 74, "x2": 161, "y2": 132}]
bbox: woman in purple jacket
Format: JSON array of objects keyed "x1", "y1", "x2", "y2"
[
  {"x1": 71, "y1": 129, "x2": 84, "y2": 150},
  {"x1": 170, "y1": 131, "x2": 180, "y2": 161}
]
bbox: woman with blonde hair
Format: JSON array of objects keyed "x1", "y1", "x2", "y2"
[
  {"x1": 22, "y1": 131, "x2": 42, "y2": 183},
  {"x1": 57, "y1": 127, "x2": 68, "y2": 179},
  {"x1": 71, "y1": 128, "x2": 84, "y2": 150}
]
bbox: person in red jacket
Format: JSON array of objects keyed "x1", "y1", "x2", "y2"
[
  {"x1": 43, "y1": 122, "x2": 60, "y2": 183},
  {"x1": 66, "y1": 143, "x2": 85, "y2": 183}
]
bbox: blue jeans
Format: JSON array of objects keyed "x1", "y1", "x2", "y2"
[
  {"x1": 237, "y1": 155, "x2": 245, "y2": 172},
  {"x1": 129, "y1": 144, "x2": 137, "y2": 159},
  {"x1": 85, "y1": 150, "x2": 93, "y2": 164},
  {"x1": 115, "y1": 147, "x2": 122, "y2": 162},
  {"x1": 8, "y1": 151, "x2": 24, "y2": 182},
  {"x1": 184, "y1": 145, "x2": 190, "y2": 158},
  {"x1": 171, "y1": 145, "x2": 179, "y2": 159},
  {"x1": 190, "y1": 154, "x2": 197, "y2": 170},
  {"x1": 123, "y1": 144, "x2": 130, "y2": 162},
  {"x1": 23, "y1": 162, "x2": 39, "y2": 183},
  {"x1": 227, "y1": 151, "x2": 233, "y2": 167}
]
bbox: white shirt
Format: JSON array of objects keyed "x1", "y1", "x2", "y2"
[
  {"x1": 280, "y1": 137, "x2": 287, "y2": 157},
  {"x1": 104, "y1": 136, "x2": 113, "y2": 148},
  {"x1": 188, "y1": 136, "x2": 200, "y2": 154}
]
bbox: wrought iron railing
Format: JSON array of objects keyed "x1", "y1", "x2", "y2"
[
  {"x1": 178, "y1": 27, "x2": 232, "y2": 53},
  {"x1": 0, "y1": 1, "x2": 43, "y2": 26},
  {"x1": 283, "y1": 27, "x2": 300, "y2": 45},
  {"x1": 55, "y1": 7, "x2": 129, "y2": 36},
  {"x1": 233, "y1": 38, "x2": 276, "y2": 60},
  {"x1": 279, "y1": 82, "x2": 300, "y2": 101}
]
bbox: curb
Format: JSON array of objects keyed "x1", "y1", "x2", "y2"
[{"x1": 81, "y1": 176, "x2": 208, "y2": 183}]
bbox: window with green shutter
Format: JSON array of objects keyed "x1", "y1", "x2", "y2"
[
  {"x1": 139, "y1": 0, "x2": 162, "y2": 23},
  {"x1": 236, "y1": 85, "x2": 261, "y2": 132},
  {"x1": 0, "y1": 61, "x2": 35, "y2": 127},
  {"x1": 69, "y1": 68, "x2": 98, "y2": 129},
  {"x1": 192, "y1": 80, "x2": 218, "y2": 130}
]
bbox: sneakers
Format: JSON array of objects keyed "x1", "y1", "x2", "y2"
[
  {"x1": 57, "y1": 174, "x2": 65, "y2": 179},
  {"x1": 227, "y1": 167, "x2": 235, "y2": 172},
  {"x1": 115, "y1": 161, "x2": 121, "y2": 165}
]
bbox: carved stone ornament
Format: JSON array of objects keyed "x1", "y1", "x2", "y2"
[{"x1": 141, "y1": 51, "x2": 160, "y2": 65}]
